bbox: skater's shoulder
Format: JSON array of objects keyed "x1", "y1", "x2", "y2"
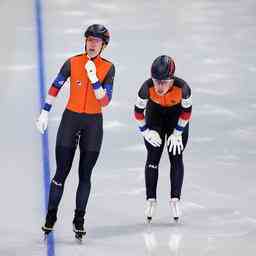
[
  {"x1": 137, "y1": 79, "x2": 153, "y2": 98},
  {"x1": 173, "y1": 77, "x2": 190, "y2": 88},
  {"x1": 173, "y1": 77, "x2": 191, "y2": 97},
  {"x1": 100, "y1": 56, "x2": 114, "y2": 65},
  {"x1": 142, "y1": 78, "x2": 154, "y2": 89}
]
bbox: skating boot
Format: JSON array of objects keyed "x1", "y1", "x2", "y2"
[
  {"x1": 42, "y1": 209, "x2": 57, "y2": 238},
  {"x1": 145, "y1": 198, "x2": 157, "y2": 223},
  {"x1": 73, "y1": 210, "x2": 86, "y2": 241},
  {"x1": 170, "y1": 198, "x2": 181, "y2": 223}
]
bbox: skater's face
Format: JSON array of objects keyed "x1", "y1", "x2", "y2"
[
  {"x1": 152, "y1": 78, "x2": 174, "y2": 96},
  {"x1": 86, "y1": 36, "x2": 104, "y2": 58}
]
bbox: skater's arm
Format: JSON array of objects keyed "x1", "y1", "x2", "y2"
[
  {"x1": 92, "y1": 64, "x2": 115, "y2": 107},
  {"x1": 43, "y1": 59, "x2": 71, "y2": 112},
  {"x1": 175, "y1": 82, "x2": 192, "y2": 135},
  {"x1": 134, "y1": 80, "x2": 150, "y2": 132},
  {"x1": 36, "y1": 59, "x2": 71, "y2": 134},
  {"x1": 166, "y1": 80, "x2": 192, "y2": 155}
]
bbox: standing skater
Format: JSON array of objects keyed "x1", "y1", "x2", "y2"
[
  {"x1": 134, "y1": 55, "x2": 192, "y2": 223},
  {"x1": 36, "y1": 24, "x2": 115, "y2": 240}
]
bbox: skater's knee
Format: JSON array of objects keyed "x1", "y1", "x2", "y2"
[
  {"x1": 79, "y1": 176, "x2": 91, "y2": 185},
  {"x1": 51, "y1": 179, "x2": 63, "y2": 187},
  {"x1": 146, "y1": 163, "x2": 159, "y2": 170},
  {"x1": 53, "y1": 167, "x2": 71, "y2": 184}
]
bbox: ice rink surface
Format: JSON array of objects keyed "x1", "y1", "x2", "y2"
[{"x1": 0, "y1": 0, "x2": 256, "y2": 255}]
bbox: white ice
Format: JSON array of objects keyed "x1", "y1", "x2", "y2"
[{"x1": 0, "y1": 0, "x2": 256, "y2": 255}]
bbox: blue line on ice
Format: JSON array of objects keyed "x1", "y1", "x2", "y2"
[{"x1": 34, "y1": 0, "x2": 55, "y2": 255}]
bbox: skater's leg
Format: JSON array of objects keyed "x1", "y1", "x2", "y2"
[
  {"x1": 75, "y1": 150, "x2": 100, "y2": 212},
  {"x1": 72, "y1": 115, "x2": 102, "y2": 237},
  {"x1": 75, "y1": 115, "x2": 102, "y2": 212},
  {"x1": 43, "y1": 110, "x2": 79, "y2": 232},
  {"x1": 167, "y1": 126, "x2": 189, "y2": 221},
  {"x1": 167, "y1": 126, "x2": 188, "y2": 199},
  {"x1": 42, "y1": 146, "x2": 76, "y2": 233},
  {"x1": 168, "y1": 154, "x2": 184, "y2": 199},
  {"x1": 48, "y1": 145, "x2": 76, "y2": 210},
  {"x1": 144, "y1": 139, "x2": 164, "y2": 200},
  {"x1": 144, "y1": 138, "x2": 164, "y2": 221}
]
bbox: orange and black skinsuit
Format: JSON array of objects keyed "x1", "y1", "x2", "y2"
[
  {"x1": 45, "y1": 53, "x2": 115, "y2": 219},
  {"x1": 134, "y1": 77, "x2": 192, "y2": 200}
]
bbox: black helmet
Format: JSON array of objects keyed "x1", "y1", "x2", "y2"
[
  {"x1": 84, "y1": 24, "x2": 110, "y2": 45},
  {"x1": 151, "y1": 55, "x2": 176, "y2": 80}
]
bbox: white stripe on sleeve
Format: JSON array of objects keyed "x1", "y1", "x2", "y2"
[
  {"x1": 135, "y1": 95, "x2": 148, "y2": 109},
  {"x1": 181, "y1": 95, "x2": 192, "y2": 108}
]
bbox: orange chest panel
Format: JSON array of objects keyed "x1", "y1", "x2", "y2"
[
  {"x1": 67, "y1": 54, "x2": 111, "y2": 113},
  {"x1": 149, "y1": 86, "x2": 182, "y2": 107}
]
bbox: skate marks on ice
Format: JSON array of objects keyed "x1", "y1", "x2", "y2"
[
  {"x1": 86, "y1": 222, "x2": 146, "y2": 241},
  {"x1": 142, "y1": 216, "x2": 256, "y2": 256},
  {"x1": 183, "y1": 183, "x2": 256, "y2": 237},
  {"x1": 84, "y1": 222, "x2": 184, "y2": 255},
  {"x1": 172, "y1": 205, "x2": 256, "y2": 243},
  {"x1": 0, "y1": 229, "x2": 53, "y2": 256}
]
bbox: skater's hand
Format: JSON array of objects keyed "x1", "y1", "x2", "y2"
[
  {"x1": 36, "y1": 110, "x2": 49, "y2": 134},
  {"x1": 85, "y1": 60, "x2": 98, "y2": 84},
  {"x1": 142, "y1": 129, "x2": 162, "y2": 147},
  {"x1": 167, "y1": 130, "x2": 183, "y2": 155}
]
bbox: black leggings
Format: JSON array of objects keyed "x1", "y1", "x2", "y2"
[
  {"x1": 144, "y1": 126, "x2": 188, "y2": 200},
  {"x1": 47, "y1": 109, "x2": 102, "y2": 213}
]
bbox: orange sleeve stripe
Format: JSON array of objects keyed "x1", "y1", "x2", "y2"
[{"x1": 48, "y1": 86, "x2": 60, "y2": 97}]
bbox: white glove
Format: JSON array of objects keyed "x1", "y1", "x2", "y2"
[
  {"x1": 36, "y1": 110, "x2": 49, "y2": 134},
  {"x1": 85, "y1": 60, "x2": 98, "y2": 84},
  {"x1": 142, "y1": 129, "x2": 162, "y2": 147},
  {"x1": 167, "y1": 131, "x2": 183, "y2": 155}
]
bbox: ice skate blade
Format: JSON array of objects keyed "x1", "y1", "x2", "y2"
[
  {"x1": 73, "y1": 229, "x2": 86, "y2": 236},
  {"x1": 146, "y1": 216, "x2": 152, "y2": 224},
  {"x1": 43, "y1": 234, "x2": 49, "y2": 241},
  {"x1": 42, "y1": 226, "x2": 53, "y2": 240},
  {"x1": 73, "y1": 225, "x2": 86, "y2": 241},
  {"x1": 75, "y1": 233, "x2": 83, "y2": 242},
  {"x1": 43, "y1": 232, "x2": 53, "y2": 241},
  {"x1": 74, "y1": 231, "x2": 86, "y2": 242},
  {"x1": 172, "y1": 217, "x2": 182, "y2": 224}
]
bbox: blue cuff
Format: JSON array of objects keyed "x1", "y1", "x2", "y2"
[
  {"x1": 104, "y1": 83, "x2": 113, "y2": 101},
  {"x1": 92, "y1": 81, "x2": 101, "y2": 90},
  {"x1": 175, "y1": 125, "x2": 184, "y2": 131},
  {"x1": 139, "y1": 124, "x2": 147, "y2": 132},
  {"x1": 43, "y1": 103, "x2": 52, "y2": 112}
]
